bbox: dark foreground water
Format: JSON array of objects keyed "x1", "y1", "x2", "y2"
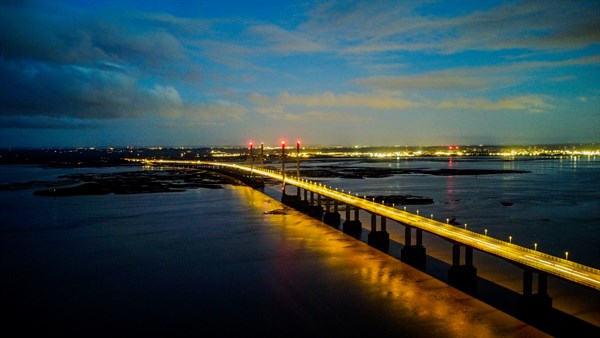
[
  {"x1": 0, "y1": 159, "x2": 599, "y2": 337},
  {"x1": 1, "y1": 172, "x2": 549, "y2": 337}
]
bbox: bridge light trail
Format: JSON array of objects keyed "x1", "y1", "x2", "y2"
[{"x1": 141, "y1": 159, "x2": 600, "y2": 291}]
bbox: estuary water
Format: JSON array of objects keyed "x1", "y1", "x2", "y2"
[
  {"x1": 290, "y1": 156, "x2": 600, "y2": 269},
  {"x1": 0, "y1": 159, "x2": 598, "y2": 337}
]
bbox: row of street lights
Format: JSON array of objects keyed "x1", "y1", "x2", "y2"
[{"x1": 246, "y1": 140, "x2": 571, "y2": 261}]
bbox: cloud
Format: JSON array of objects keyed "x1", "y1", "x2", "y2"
[
  {"x1": 248, "y1": 24, "x2": 323, "y2": 53},
  {"x1": 356, "y1": 72, "x2": 492, "y2": 91},
  {"x1": 356, "y1": 54, "x2": 600, "y2": 93},
  {"x1": 434, "y1": 95, "x2": 553, "y2": 113},
  {"x1": 249, "y1": 91, "x2": 417, "y2": 111},
  {"x1": 0, "y1": 116, "x2": 103, "y2": 129},
  {"x1": 0, "y1": 2, "x2": 229, "y2": 129},
  {"x1": 0, "y1": 58, "x2": 245, "y2": 127},
  {"x1": 299, "y1": 1, "x2": 600, "y2": 54},
  {"x1": 184, "y1": 100, "x2": 247, "y2": 124},
  {"x1": 250, "y1": 90, "x2": 553, "y2": 119}
]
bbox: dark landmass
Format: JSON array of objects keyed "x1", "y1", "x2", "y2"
[
  {"x1": 1, "y1": 149, "x2": 528, "y2": 198},
  {"x1": 26, "y1": 169, "x2": 232, "y2": 196},
  {"x1": 0, "y1": 147, "x2": 215, "y2": 167}
]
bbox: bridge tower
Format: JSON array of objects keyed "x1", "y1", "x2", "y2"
[
  {"x1": 281, "y1": 140, "x2": 286, "y2": 193},
  {"x1": 296, "y1": 140, "x2": 301, "y2": 198},
  {"x1": 259, "y1": 142, "x2": 264, "y2": 168},
  {"x1": 248, "y1": 142, "x2": 254, "y2": 177}
]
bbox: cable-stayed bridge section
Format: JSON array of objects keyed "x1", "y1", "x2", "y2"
[{"x1": 141, "y1": 158, "x2": 600, "y2": 318}]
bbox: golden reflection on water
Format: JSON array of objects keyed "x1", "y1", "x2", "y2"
[{"x1": 234, "y1": 186, "x2": 549, "y2": 338}]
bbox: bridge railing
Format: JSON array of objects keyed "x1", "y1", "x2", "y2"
[{"x1": 149, "y1": 160, "x2": 600, "y2": 289}]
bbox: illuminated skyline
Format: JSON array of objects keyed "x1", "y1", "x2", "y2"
[{"x1": 1, "y1": 0, "x2": 599, "y2": 147}]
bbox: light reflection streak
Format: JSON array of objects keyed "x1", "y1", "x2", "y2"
[
  {"x1": 143, "y1": 159, "x2": 600, "y2": 291},
  {"x1": 235, "y1": 185, "x2": 548, "y2": 337}
]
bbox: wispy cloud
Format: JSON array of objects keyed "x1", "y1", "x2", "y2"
[
  {"x1": 433, "y1": 95, "x2": 553, "y2": 113},
  {"x1": 250, "y1": 90, "x2": 553, "y2": 119},
  {"x1": 299, "y1": 1, "x2": 600, "y2": 54},
  {"x1": 250, "y1": 91, "x2": 417, "y2": 109}
]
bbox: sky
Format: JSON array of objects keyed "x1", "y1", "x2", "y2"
[{"x1": 0, "y1": 0, "x2": 599, "y2": 147}]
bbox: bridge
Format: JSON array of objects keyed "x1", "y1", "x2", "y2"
[{"x1": 137, "y1": 156, "x2": 600, "y2": 316}]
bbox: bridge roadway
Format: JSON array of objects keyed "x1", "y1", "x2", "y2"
[{"x1": 148, "y1": 159, "x2": 600, "y2": 292}]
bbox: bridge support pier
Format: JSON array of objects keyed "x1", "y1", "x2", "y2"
[
  {"x1": 343, "y1": 205, "x2": 362, "y2": 236},
  {"x1": 367, "y1": 214, "x2": 389, "y2": 252},
  {"x1": 401, "y1": 227, "x2": 426, "y2": 268},
  {"x1": 323, "y1": 199, "x2": 340, "y2": 227},
  {"x1": 519, "y1": 270, "x2": 552, "y2": 319},
  {"x1": 447, "y1": 244, "x2": 477, "y2": 292},
  {"x1": 306, "y1": 192, "x2": 323, "y2": 219}
]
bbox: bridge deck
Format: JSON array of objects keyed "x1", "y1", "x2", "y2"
[{"x1": 147, "y1": 159, "x2": 600, "y2": 291}]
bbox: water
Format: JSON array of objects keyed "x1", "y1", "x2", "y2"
[
  {"x1": 292, "y1": 156, "x2": 600, "y2": 269},
  {"x1": 0, "y1": 161, "x2": 598, "y2": 336}
]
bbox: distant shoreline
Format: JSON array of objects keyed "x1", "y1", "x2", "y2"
[{"x1": 0, "y1": 144, "x2": 598, "y2": 167}]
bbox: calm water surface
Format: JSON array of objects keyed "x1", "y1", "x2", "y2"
[
  {"x1": 294, "y1": 156, "x2": 600, "y2": 268},
  {"x1": 0, "y1": 164, "x2": 552, "y2": 337}
]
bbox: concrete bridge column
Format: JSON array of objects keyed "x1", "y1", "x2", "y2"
[
  {"x1": 293, "y1": 187, "x2": 309, "y2": 213},
  {"x1": 447, "y1": 244, "x2": 477, "y2": 292},
  {"x1": 323, "y1": 198, "x2": 341, "y2": 227},
  {"x1": 401, "y1": 226, "x2": 426, "y2": 268},
  {"x1": 370, "y1": 213, "x2": 376, "y2": 232},
  {"x1": 519, "y1": 270, "x2": 552, "y2": 318},
  {"x1": 343, "y1": 205, "x2": 362, "y2": 236},
  {"x1": 306, "y1": 192, "x2": 324, "y2": 220},
  {"x1": 281, "y1": 186, "x2": 305, "y2": 211},
  {"x1": 523, "y1": 270, "x2": 533, "y2": 297},
  {"x1": 367, "y1": 213, "x2": 389, "y2": 252}
]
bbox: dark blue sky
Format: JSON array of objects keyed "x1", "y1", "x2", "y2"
[{"x1": 1, "y1": 0, "x2": 599, "y2": 147}]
